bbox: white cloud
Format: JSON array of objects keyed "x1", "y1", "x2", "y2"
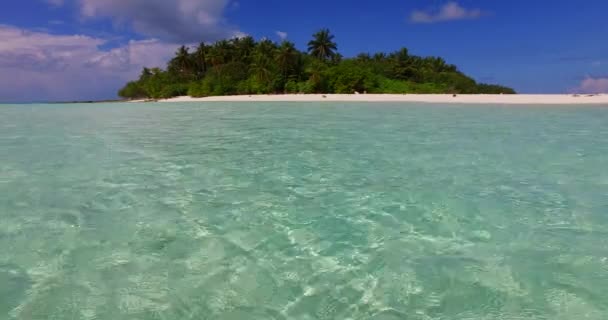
[
  {"x1": 276, "y1": 31, "x2": 288, "y2": 40},
  {"x1": 410, "y1": 1, "x2": 483, "y2": 24},
  {"x1": 78, "y1": 0, "x2": 241, "y2": 42},
  {"x1": 232, "y1": 31, "x2": 249, "y2": 39},
  {"x1": 0, "y1": 25, "x2": 176, "y2": 102},
  {"x1": 575, "y1": 77, "x2": 608, "y2": 93},
  {"x1": 2, "y1": 0, "x2": 243, "y2": 102}
]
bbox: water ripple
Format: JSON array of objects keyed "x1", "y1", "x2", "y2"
[{"x1": 0, "y1": 102, "x2": 607, "y2": 319}]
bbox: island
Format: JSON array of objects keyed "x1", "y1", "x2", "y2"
[{"x1": 118, "y1": 29, "x2": 515, "y2": 100}]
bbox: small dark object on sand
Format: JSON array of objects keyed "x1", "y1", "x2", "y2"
[
  {"x1": 322, "y1": 95, "x2": 327, "y2": 98},
  {"x1": 452, "y1": 94, "x2": 457, "y2": 97}
]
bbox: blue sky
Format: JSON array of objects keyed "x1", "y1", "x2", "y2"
[{"x1": 1, "y1": 0, "x2": 608, "y2": 102}]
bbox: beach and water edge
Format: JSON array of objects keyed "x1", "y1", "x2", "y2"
[{"x1": 126, "y1": 94, "x2": 608, "y2": 105}]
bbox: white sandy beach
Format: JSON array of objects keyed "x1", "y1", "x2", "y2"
[{"x1": 153, "y1": 94, "x2": 608, "y2": 105}]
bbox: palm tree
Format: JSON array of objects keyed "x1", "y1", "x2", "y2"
[
  {"x1": 356, "y1": 53, "x2": 372, "y2": 63},
  {"x1": 139, "y1": 67, "x2": 153, "y2": 81},
  {"x1": 389, "y1": 48, "x2": 416, "y2": 80},
  {"x1": 305, "y1": 59, "x2": 327, "y2": 93},
  {"x1": 150, "y1": 67, "x2": 163, "y2": 75},
  {"x1": 425, "y1": 57, "x2": 457, "y2": 73},
  {"x1": 249, "y1": 39, "x2": 278, "y2": 90},
  {"x1": 373, "y1": 52, "x2": 387, "y2": 62},
  {"x1": 256, "y1": 39, "x2": 277, "y2": 57},
  {"x1": 173, "y1": 45, "x2": 192, "y2": 74},
  {"x1": 193, "y1": 42, "x2": 209, "y2": 79},
  {"x1": 331, "y1": 52, "x2": 343, "y2": 64},
  {"x1": 232, "y1": 36, "x2": 256, "y2": 63},
  {"x1": 209, "y1": 40, "x2": 233, "y2": 66},
  {"x1": 251, "y1": 54, "x2": 274, "y2": 92},
  {"x1": 276, "y1": 41, "x2": 298, "y2": 79},
  {"x1": 307, "y1": 29, "x2": 337, "y2": 62},
  {"x1": 391, "y1": 48, "x2": 410, "y2": 63}
]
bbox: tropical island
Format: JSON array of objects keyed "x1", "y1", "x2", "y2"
[{"x1": 119, "y1": 29, "x2": 515, "y2": 100}]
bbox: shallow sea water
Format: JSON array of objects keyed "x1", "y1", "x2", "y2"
[{"x1": 1, "y1": 102, "x2": 607, "y2": 319}]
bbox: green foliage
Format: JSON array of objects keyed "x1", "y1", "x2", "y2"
[
  {"x1": 304, "y1": 59, "x2": 329, "y2": 93},
  {"x1": 326, "y1": 61, "x2": 378, "y2": 93},
  {"x1": 431, "y1": 72, "x2": 477, "y2": 93},
  {"x1": 476, "y1": 83, "x2": 516, "y2": 94},
  {"x1": 187, "y1": 81, "x2": 206, "y2": 97},
  {"x1": 119, "y1": 29, "x2": 515, "y2": 99},
  {"x1": 298, "y1": 81, "x2": 315, "y2": 94},
  {"x1": 118, "y1": 81, "x2": 147, "y2": 99},
  {"x1": 167, "y1": 46, "x2": 195, "y2": 82},
  {"x1": 142, "y1": 71, "x2": 170, "y2": 99},
  {"x1": 188, "y1": 62, "x2": 249, "y2": 97},
  {"x1": 410, "y1": 82, "x2": 449, "y2": 94},
  {"x1": 374, "y1": 78, "x2": 411, "y2": 93},
  {"x1": 374, "y1": 78, "x2": 447, "y2": 94},
  {"x1": 284, "y1": 80, "x2": 299, "y2": 93},
  {"x1": 160, "y1": 83, "x2": 189, "y2": 98}
]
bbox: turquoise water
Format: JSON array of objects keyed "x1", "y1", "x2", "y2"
[{"x1": 1, "y1": 102, "x2": 607, "y2": 319}]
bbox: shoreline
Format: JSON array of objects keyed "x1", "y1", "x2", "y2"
[{"x1": 145, "y1": 94, "x2": 608, "y2": 105}]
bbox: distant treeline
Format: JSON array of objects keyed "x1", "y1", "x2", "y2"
[{"x1": 119, "y1": 29, "x2": 515, "y2": 99}]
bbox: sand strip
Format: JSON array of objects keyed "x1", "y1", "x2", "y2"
[{"x1": 150, "y1": 94, "x2": 608, "y2": 105}]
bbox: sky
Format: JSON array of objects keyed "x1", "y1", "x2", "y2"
[{"x1": 1, "y1": 0, "x2": 608, "y2": 102}]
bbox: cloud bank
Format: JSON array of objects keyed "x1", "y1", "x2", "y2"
[
  {"x1": 575, "y1": 77, "x2": 608, "y2": 93},
  {"x1": 410, "y1": 1, "x2": 483, "y2": 24},
  {"x1": 0, "y1": 25, "x2": 176, "y2": 102},
  {"x1": 0, "y1": 0, "x2": 246, "y2": 101},
  {"x1": 79, "y1": 0, "x2": 240, "y2": 42}
]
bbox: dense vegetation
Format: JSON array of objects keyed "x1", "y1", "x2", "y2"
[{"x1": 119, "y1": 29, "x2": 515, "y2": 99}]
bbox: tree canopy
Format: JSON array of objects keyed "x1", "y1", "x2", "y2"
[
  {"x1": 119, "y1": 29, "x2": 515, "y2": 99},
  {"x1": 308, "y1": 28, "x2": 338, "y2": 62}
]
